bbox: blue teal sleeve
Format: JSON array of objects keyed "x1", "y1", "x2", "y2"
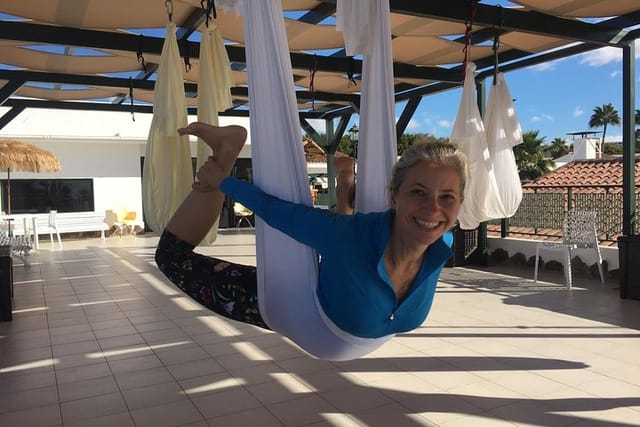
[{"x1": 221, "y1": 177, "x2": 340, "y2": 253}]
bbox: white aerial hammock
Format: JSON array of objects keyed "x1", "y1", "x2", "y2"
[
  {"x1": 485, "y1": 72, "x2": 523, "y2": 217},
  {"x1": 337, "y1": 0, "x2": 397, "y2": 213},
  {"x1": 143, "y1": 21, "x2": 193, "y2": 232},
  {"x1": 451, "y1": 62, "x2": 503, "y2": 229},
  {"x1": 196, "y1": 23, "x2": 234, "y2": 244},
  {"x1": 217, "y1": 0, "x2": 396, "y2": 360}
]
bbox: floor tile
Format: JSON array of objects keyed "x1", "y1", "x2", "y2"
[
  {"x1": 61, "y1": 392, "x2": 128, "y2": 424},
  {"x1": 2, "y1": 233, "x2": 639, "y2": 427},
  {"x1": 121, "y1": 380, "x2": 187, "y2": 410},
  {"x1": 0, "y1": 403, "x2": 62, "y2": 427},
  {"x1": 129, "y1": 399, "x2": 204, "y2": 427},
  {"x1": 58, "y1": 375, "x2": 120, "y2": 402},
  {"x1": 0, "y1": 384, "x2": 59, "y2": 413}
]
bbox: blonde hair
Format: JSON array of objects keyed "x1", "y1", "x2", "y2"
[{"x1": 389, "y1": 141, "x2": 468, "y2": 194}]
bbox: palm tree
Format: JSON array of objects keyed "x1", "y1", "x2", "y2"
[
  {"x1": 588, "y1": 103, "x2": 620, "y2": 155},
  {"x1": 513, "y1": 130, "x2": 555, "y2": 181},
  {"x1": 547, "y1": 137, "x2": 570, "y2": 159}
]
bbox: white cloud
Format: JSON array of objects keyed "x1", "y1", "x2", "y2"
[
  {"x1": 529, "y1": 61, "x2": 557, "y2": 71},
  {"x1": 438, "y1": 119, "x2": 452, "y2": 128},
  {"x1": 610, "y1": 70, "x2": 621, "y2": 78},
  {"x1": 531, "y1": 113, "x2": 554, "y2": 123},
  {"x1": 573, "y1": 107, "x2": 584, "y2": 118},
  {"x1": 579, "y1": 46, "x2": 621, "y2": 67},
  {"x1": 605, "y1": 133, "x2": 621, "y2": 143},
  {"x1": 405, "y1": 118, "x2": 420, "y2": 131}
]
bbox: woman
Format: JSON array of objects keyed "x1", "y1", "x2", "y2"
[{"x1": 156, "y1": 122, "x2": 467, "y2": 357}]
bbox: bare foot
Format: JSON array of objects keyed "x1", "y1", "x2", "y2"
[
  {"x1": 334, "y1": 156, "x2": 355, "y2": 215},
  {"x1": 178, "y1": 122, "x2": 247, "y2": 173},
  {"x1": 334, "y1": 156, "x2": 355, "y2": 178}
]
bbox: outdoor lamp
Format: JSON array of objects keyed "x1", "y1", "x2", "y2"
[{"x1": 348, "y1": 124, "x2": 359, "y2": 159}]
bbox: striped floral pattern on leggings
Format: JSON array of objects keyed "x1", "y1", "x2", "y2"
[{"x1": 155, "y1": 230, "x2": 269, "y2": 330}]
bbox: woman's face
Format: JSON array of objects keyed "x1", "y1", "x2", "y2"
[{"x1": 390, "y1": 160, "x2": 463, "y2": 247}]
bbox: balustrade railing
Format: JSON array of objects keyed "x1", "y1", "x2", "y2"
[{"x1": 490, "y1": 185, "x2": 640, "y2": 243}]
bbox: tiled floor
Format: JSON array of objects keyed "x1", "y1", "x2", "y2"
[{"x1": 1, "y1": 231, "x2": 639, "y2": 426}]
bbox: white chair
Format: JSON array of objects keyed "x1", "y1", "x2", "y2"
[
  {"x1": 48, "y1": 210, "x2": 63, "y2": 249},
  {"x1": 233, "y1": 202, "x2": 253, "y2": 229},
  {"x1": 534, "y1": 210, "x2": 605, "y2": 289}
]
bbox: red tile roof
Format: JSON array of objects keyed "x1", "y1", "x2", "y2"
[{"x1": 523, "y1": 157, "x2": 640, "y2": 188}]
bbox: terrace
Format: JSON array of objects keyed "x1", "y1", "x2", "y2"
[
  {"x1": 1, "y1": 232, "x2": 638, "y2": 426},
  {"x1": 1, "y1": 1, "x2": 639, "y2": 425}
]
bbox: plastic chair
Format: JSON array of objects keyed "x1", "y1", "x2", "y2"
[
  {"x1": 233, "y1": 202, "x2": 253, "y2": 229},
  {"x1": 534, "y1": 210, "x2": 605, "y2": 289},
  {"x1": 48, "y1": 210, "x2": 63, "y2": 249},
  {"x1": 104, "y1": 210, "x2": 124, "y2": 237},
  {"x1": 122, "y1": 211, "x2": 138, "y2": 235}
]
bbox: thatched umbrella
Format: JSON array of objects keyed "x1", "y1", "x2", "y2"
[{"x1": 0, "y1": 139, "x2": 61, "y2": 214}]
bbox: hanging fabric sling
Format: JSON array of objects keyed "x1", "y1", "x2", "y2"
[{"x1": 216, "y1": 0, "x2": 396, "y2": 360}]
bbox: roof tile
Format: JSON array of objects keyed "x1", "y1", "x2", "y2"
[{"x1": 524, "y1": 158, "x2": 640, "y2": 188}]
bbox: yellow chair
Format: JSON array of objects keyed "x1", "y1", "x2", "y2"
[{"x1": 122, "y1": 211, "x2": 138, "y2": 235}]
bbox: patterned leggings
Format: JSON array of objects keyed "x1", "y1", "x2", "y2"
[{"x1": 155, "y1": 230, "x2": 269, "y2": 330}]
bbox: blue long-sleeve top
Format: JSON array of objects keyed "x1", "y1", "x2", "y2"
[{"x1": 221, "y1": 177, "x2": 453, "y2": 339}]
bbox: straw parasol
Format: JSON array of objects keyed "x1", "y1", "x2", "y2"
[{"x1": 0, "y1": 139, "x2": 61, "y2": 214}]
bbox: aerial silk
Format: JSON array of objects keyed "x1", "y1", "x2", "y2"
[
  {"x1": 143, "y1": 22, "x2": 192, "y2": 232},
  {"x1": 217, "y1": 0, "x2": 395, "y2": 360},
  {"x1": 450, "y1": 62, "x2": 503, "y2": 230},
  {"x1": 337, "y1": 0, "x2": 397, "y2": 213},
  {"x1": 485, "y1": 72, "x2": 523, "y2": 217},
  {"x1": 197, "y1": 24, "x2": 234, "y2": 244}
]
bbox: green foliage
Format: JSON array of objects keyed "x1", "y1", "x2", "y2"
[
  {"x1": 397, "y1": 133, "x2": 449, "y2": 156},
  {"x1": 513, "y1": 130, "x2": 555, "y2": 181},
  {"x1": 602, "y1": 143, "x2": 623, "y2": 155},
  {"x1": 337, "y1": 135, "x2": 356, "y2": 157},
  {"x1": 547, "y1": 137, "x2": 570, "y2": 159},
  {"x1": 336, "y1": 132, "x2": 449, "y2": 158}
]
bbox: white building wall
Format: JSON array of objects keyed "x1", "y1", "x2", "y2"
[
  {"x1": 488, "y1": 236, "x2": 618, "y2": 270},
  {"x1": 5, "y1": 136, "x2": 148, "y2": 221},
  {"x1": 0, "y1": 110, "x2": 253, "y2": 225}
]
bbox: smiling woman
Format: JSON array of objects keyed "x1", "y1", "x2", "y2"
[{"x1": 155, "y1": 122, "x2": 468, "y2": 360}]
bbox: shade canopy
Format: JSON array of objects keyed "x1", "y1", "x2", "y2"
[{"x1": 0, "y1": 1, "x2": 637, "y2": 118}]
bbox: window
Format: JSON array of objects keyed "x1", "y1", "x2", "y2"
[{"x1": 1, "y1": 179, "x2": 95, "y2": 213}]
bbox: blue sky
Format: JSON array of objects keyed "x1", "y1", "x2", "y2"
[{"x1": 399, "y1": 41, "x2": 640, "y2": 144}]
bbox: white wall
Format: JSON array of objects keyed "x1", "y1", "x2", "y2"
[
  {"x1": 0, "y1": 110, "x2": 253, "y2": 224},
  {"x1": 488, "y1": 236, "x2": 619, "y2": 270},
  {"x1": 5, "y1": 136, "x2": 147, "y2": 220}
]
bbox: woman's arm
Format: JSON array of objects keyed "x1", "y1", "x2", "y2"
[{"x1": 222, "y1": 177, "x2": 345, "y2": 254}]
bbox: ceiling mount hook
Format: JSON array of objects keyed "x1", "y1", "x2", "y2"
[{"x1": 200, "y1": 0, "x2": 216, "y2": 27}]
